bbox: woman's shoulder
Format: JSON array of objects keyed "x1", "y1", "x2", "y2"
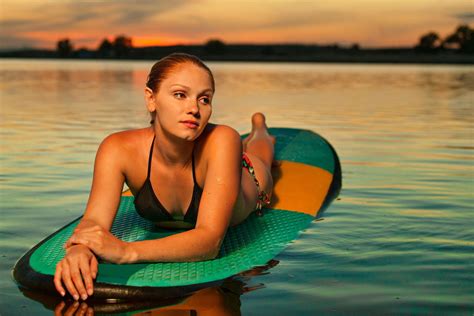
[
  {"x1": 200, "y1": 124, "x2": 241, "y2": 146},
  {"x1": 98, "y1": 128, "x2": 152, "y2": 155},
  {"x1": 197, "y1": 124, "x2": 242, "y2": 157}
]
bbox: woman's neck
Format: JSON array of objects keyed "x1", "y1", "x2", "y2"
[{"x1": 151, "y1": 125, "x2": 194, "y2": 167}]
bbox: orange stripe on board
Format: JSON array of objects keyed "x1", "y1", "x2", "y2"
[{"x1": 269, "y1": 160, "x2": 332, "y2": 217}]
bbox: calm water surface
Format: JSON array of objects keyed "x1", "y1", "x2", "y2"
[{"x1": 1, "y1": 59, "x2": 473, "y2": 315}]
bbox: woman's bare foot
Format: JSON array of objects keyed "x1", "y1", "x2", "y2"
[
  {"x1": 242, "y1": 113, "x2": 279, "y2": 167},
  {"x1": 243, "y1": 113, "x2": 275, "y2": 149}
]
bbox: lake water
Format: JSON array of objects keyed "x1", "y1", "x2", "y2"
[{"x1": 1, "y1": 59, "x2": 473, "y2": 315}]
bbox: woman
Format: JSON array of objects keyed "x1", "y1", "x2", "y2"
[{"x1": 54, "y1": 53, "x2": 276, "y2": 301}]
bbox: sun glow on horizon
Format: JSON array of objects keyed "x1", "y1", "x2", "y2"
[{"x1": 132, "y1": 37, "x2": 191, "y2": 48}]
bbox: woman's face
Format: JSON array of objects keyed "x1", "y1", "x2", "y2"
[{"x1": 146, "y1": 62, "x2": 214, "y2": 141}]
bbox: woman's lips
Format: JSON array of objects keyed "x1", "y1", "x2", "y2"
[{"x1": 181, "y1": 120, "x2": 199, "y2": 129}]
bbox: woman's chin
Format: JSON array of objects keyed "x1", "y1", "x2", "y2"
[
  {"x1": 184, "y1": 124, "x2": 208, "y2": 141},
  {"x1": 163, "y1": 122, "x2": 207, "y2": 142},
  {"x1": 179, "y1": 129, "x2": 202, "y2": 142}
]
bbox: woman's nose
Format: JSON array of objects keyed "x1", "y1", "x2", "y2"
[{"x1": 186, "y1": 100, "x2": 199, "y2": 115}]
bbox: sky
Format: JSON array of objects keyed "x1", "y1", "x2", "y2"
[{"x1": 0, "y1": 0, "x2": 472, "y2": 50}]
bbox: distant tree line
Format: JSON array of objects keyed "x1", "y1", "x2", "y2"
[
  {"x1": 55, "y1": 25, "x2": 472, "y2": 59},
  {"x1": 56, "y1": 35, "x2": 133, "y2": 58},
  {"x1": 416, "y1": 24, "x2": 473, "y2": 53},
  {"x1": 3, "y1": 24, "x2": 471, "y2": 63}
]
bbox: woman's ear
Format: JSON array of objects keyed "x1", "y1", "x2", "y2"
[{"x1": 144, "y1": 87, "x2": 157, "y2": 113}]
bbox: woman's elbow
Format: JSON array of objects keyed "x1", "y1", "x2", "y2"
[
  {"x1": 190, "y1": 227, "x2": 224, "y2": 261},
  {"x1": 207, "y1": 247, "x2": 220, "y2": 260},
  {"x1": 200, "y1": 236, "x2": 223, "y2": 261},
  {"x1": 198, "y1": 242, "x2": 220, "y2": 261},
  {"x1": 190, "y1": 247, "x2": 219, "y2": 261}
]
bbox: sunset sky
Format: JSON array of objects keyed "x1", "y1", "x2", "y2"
[{"x1": 0, "y1": 0, "x2": 472, "y2": 50}]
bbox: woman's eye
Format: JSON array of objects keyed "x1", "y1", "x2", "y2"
[
  {"x1": 200, "y1": 97, "x2": 210, "y2": 105},
  {"x1": 174, "y1": 92, "x2": 185, "y2": 99}
]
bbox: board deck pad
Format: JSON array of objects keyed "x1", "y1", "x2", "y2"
[
  {"x1": 14, "y1": 128, "x2": 341, "y2": 298},
  {"x1": 30, "y1": 197, "x2": 314, "y2": 287}
]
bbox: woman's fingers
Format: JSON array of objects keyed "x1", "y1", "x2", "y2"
[
  {"x1": 61, "y1": 262, "x2": 80, "y2": 301},
  {"x1": 64, "y1": 234, "x2": 83, "y2": 249},
  {"x1": 90, "y1": 255, "x2": 98, "y2": 279},
  {"x1": 69, "y1": 233, "x2": 98, "y2": 249},
  {"x1": 65, "y1": 226, "x2": 102, "y2": 249},
  {"x1": 74, "y1": 225, "x2": 102, "y2": 234},
  {"x1": 55, "y1": 245, "x2": 99, "y2": 301},
  {"x1": 69, "y1": 259, "x2": 89, "y2": 300},
  {"x1": 79, "y1": 256, "x2": 94, "y2": 296},
  {"x1": 54, "y1": 262, "x2": 66, "y2": 297},
  {"x1": 64, "y1": 236, "x2": 75, "y2": 249},
  {"x1": 69, "y1": 236, "x2": 93, "y2": 250},
  {"x1": 65, "y1": 235, "x2": 92, "y2": 249}
]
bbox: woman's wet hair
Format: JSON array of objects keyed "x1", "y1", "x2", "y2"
[{"x1": 146, "y1": 53, "x2": 215, "y2": 93}]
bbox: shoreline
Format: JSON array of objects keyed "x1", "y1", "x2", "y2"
[{"x1": 1, "y1": 45, "x2": 473, "y2": 65}]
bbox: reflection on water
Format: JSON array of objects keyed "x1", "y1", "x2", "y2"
[{"x1": 1, "y1": 59, "x2": 473, "y2": 314}]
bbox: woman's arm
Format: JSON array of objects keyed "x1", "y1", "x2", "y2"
[
  {"x1": 63, "y1": 133, "x2": 127, "y2": 249},
  {"x1": 55, "y1": 133, "x2": 127, "y2": 299},
  {"x1": 79, "y1": 133, "x2": 127, "y2": 229}
]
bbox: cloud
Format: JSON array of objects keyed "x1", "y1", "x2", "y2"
[
  {"x1": 454, "y1": 12, "x2": 474, "y2": 23},
  {"x1": 264, "y1": 7, "x2": 348, "y2": 29},
  {"x1": 0, "y1": 35, "x2": 44, "y2": 50},
  {"x1": 143, "y1": 2, "x2": 347, "y2": 39},
  {"x1": 0, "y1": 0, "x2": 194, "y2": 39},
  {"x1": 66, "y1": 0, "x2": 187, "y2": 25}
]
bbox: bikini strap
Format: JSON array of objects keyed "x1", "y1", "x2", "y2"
[
  {"x1": 191, "y1": 148, "x2": 198, "y2": 185},
  {"x1": 146, "y1": 136, "x2": 156, "y2": 179}
]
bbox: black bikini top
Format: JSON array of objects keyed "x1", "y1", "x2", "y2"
[{"x1": 134, "y1": 136, "x2": 202, "y2": 225}]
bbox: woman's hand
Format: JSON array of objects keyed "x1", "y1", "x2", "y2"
[
  {"x1": 54, "y1": 244, "x2": 98, "y2": 301},
  {"x1": 65, "y1": 225, "x2": 130, "y2": 264}
]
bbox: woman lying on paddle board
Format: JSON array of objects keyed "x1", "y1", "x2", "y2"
[{"x1": 54, "y1": 53, "x2": 276, "y2": 301}]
